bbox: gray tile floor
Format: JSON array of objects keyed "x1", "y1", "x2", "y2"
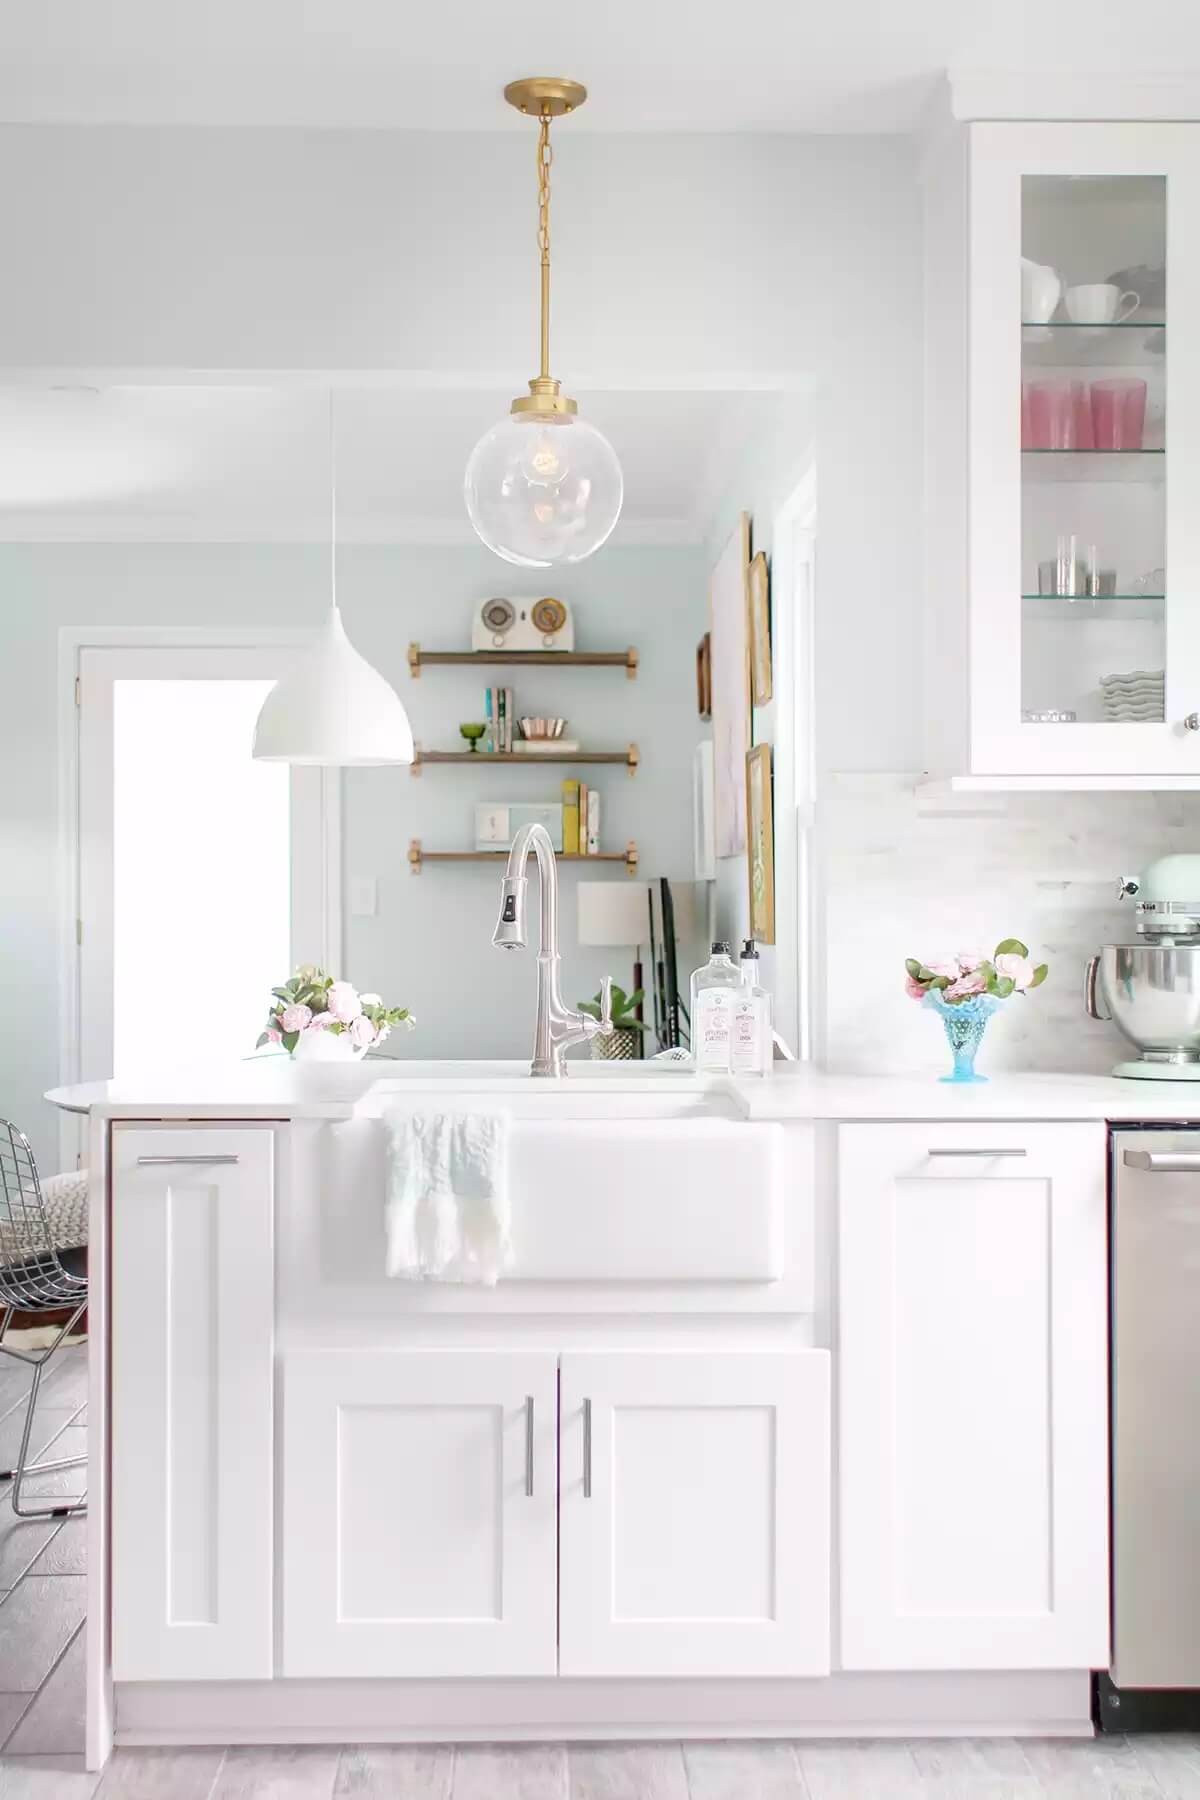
[{"x1": 3, "y1": 1346, "x2": 1200, "y2": 1796}]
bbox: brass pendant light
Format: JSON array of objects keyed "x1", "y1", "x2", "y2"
[{"x1": 464, "y1": 77, "x2": 623, "y2": 568}]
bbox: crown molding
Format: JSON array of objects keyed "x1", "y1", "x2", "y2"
[{"x1": 0, "y1": 510, "x2": 704, "y2": 548}]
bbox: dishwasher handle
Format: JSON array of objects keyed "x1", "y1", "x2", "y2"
[{"x1": 1123, "y1": 1148, "x2": 1200, "y2": 1173}]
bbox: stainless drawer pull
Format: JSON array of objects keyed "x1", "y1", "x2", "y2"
[
  {"x1": 524, "y1": 1395, "x2": 534, "y2": 1498},
  {"x1": 927, "y1": 1148, "x2": 1027, "y2": 1159},
  {"x1": 136, "y1": 1154, "x2": 240, "y2": 1166},
  {"x1": 583, "y1": 1397, "x2": 592, "y2": 1500},
  {"x1": 1123, "y1": 1149, "x2": 1200, "y2": 1173}
]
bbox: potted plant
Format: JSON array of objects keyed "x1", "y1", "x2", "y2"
[
  {"x1": 904, "y1": 939, "x2": 1047, "y2": 1084},
  {"x1": 258, "y1": 966, "x2": 415, "y2": 1061},
  {"x1": 578, "y1": 985, "x2": 650, "y2": 1062}
]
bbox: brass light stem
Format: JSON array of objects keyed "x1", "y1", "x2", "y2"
[{"x1": 504, "y1": 77, "x2": 584, "y2": 421}]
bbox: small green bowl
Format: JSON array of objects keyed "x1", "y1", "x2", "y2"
[{"x1": 459, "y1": 722, "x2": 487, "y2": 752}]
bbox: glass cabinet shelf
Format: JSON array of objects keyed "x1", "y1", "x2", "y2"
[
  {"x1": 1021, "y1": 449, "x2": 1165, "y2": 483},
  {"x1": 1022, "y1": 322, "x2": 1166, "y2": 367}
]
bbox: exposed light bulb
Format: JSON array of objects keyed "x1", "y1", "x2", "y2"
[{"x1": 465, "y1": 413, "x2": 622, "y2": 569}]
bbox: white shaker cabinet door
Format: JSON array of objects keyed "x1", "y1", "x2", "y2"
[
  {"x1": 559, "y1": 1349, "x2": 830, "y2": 1677},
  {"x1": 281, "y1": 1349, "x2": 558, "y2": 1677},
  {"x1": 111, "y1": 1126, "x2": 275, "y2": 1681},
  {"x1": 838, "y1": 1121, "x2": 1109, "y2": 1671}
]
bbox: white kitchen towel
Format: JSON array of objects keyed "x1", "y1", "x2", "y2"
[{"x1": 383, "y1": 1109, "x2": 512, "y2": 1285}]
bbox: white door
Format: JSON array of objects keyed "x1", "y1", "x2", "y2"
[
  {"x1": 559, "y1": 1349, "x2": 830, "y2": 1677},
  {"x1": 74, "y1": 643, "x2": 337, "y2": 1090},
  {"x1": 281, "y1": 1349, "x2": 558, "y2": 1678},
  {"x1": 111, "y1": 1126, "x2": 275, "y2": 1681},
  {"x1": 969, "y1": 122, "x2": 1200, "y2": 775},
  {"x1": 838, "y1": 1121, "x2": 1109, "y2": 1671}
]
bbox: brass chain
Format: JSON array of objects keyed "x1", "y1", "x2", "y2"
[{"x1": 537, "y1": 110, "x2": 552, "y2": 271}]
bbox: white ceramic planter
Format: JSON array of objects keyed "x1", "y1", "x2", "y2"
[{"x1": 290, "y1": 1030, "x2": 367, "y2": 1063}]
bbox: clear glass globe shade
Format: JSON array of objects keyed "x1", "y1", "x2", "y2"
[{"x1": 464, "y1": 412, "x2": 623, "y2": 568}]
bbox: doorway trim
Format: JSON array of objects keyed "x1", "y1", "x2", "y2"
[{"x1": 57, "y1": 626, "x2": 339, "y2": 1149}]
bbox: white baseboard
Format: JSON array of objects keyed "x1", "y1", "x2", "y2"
[{"x1": 115, "y1": 1670, "x2": 1094, "y2": 1744}]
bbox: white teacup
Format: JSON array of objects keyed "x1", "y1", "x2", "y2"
[
  {"x1": 1065, "y1": 283, "x2": 1140, "y2": 325},
  {"x1": 1022, "y1": 257, "x2": 1063, "y2": 324}
]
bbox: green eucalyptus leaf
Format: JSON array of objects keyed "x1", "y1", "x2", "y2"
[
  {"x1": 994, "y1": 937, "x2": 1028, "y2": 958},
  {"x1": 992, "y1": 975, "x2": 1016, "y2": 998},
  {"x1": 1029, "y1": 963, "x2": 1049, "y2": 987},
  {"x1": 905, "y1": 958, "x2": 923, "y2": 979},
  {"x1": 255, "y1": 1032, "x2": 271, "y2": 1048},
  {"x1": 281, "y1": 1030, "x2": 299, "y2": 1054}
]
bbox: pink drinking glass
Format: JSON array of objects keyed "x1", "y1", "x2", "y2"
[
  {"x1": 1026, "y1": 379, "x2": 1093, "y2": 450},
  {"x1": 1090, "y1": 378, "x2": 1147, "y2": 451}
]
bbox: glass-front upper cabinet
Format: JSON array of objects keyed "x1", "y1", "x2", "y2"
[{"x1": 967, "y1": 124, "x2": 1200, "y2": 778}]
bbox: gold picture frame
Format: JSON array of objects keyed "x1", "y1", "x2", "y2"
[
  {"x1": 748, "y1": 551, "x2": 772, "y2": 706},
  {"x1": 746, "y1": 742, "x2": 775, "y2": 944},
  {"x1": 710, "y1": 512, "x2": 752, "y2": 859}
]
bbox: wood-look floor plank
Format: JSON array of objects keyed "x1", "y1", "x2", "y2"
[
  {"x1": 5, "y1": 1624, "x2": 84, "y2": 1756},
  {"x1": 683, "y1": 1740, "x2": 807, "y2": 1800},
  {"x1": 0, "y1": 1410, "x2": 76, "y2": 1483},
  {"x1": 209, "y1": 1745, "x2": 340, "y2": 1799},
  {"x1": 795, "y1": 1740, "x2": 925, "y2": 1799},
  {"x1": 25, "y1": 1515, "x2": 85, "y2": 1577},
  {"x1": 0, "y1": 1751, "x2": 100, "y2": 1797},
  {"x1": 452, "y1": 1744, "x2": 568, "y2": 1800},
  {"x1": 1127, "y1": 1735, "x2": 1200, "y2": 1799},
  {"x1": 335, "y1": 1745, "x2": 453, "y2": 1797},
  {"x1": 0, "y1": 1694, "x2": 30, "y2": 1745},
  {"x1": 909, "y1": 1736, "x2": 1040, "y2": 1792},
  {"x1": 0, "y1": 1502, "x2": 60, "y2": 1592},
  {"x1": 1021, "y1": 1734, "x2": 1165, "y2": 1798},
  {"x1": 93, "y1": 1746, "x2": 227, "y2": 1797},
  {"x1": 0, "y1": 1578, "x2": 86, "y2": 1694},
  {"x1": 568, "y1": 1743, "x2": 688, "y2": 1800}
]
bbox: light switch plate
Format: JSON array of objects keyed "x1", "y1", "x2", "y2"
[{"x1": 349, "y1": 877, "x2": 377, "y2": 917}]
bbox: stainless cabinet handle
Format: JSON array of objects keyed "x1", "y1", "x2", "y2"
[
  {"x1": 524, "y1": 1396, "x2": 534, "y2": 1498},
  {"x1": 927, "y1": 1148, "x2": 1027, "y2": 1159},
  {"x1": 583, "y1": 1397, "x2": 592, "y2": 1500},
  {"x1": 135, "y1": 1154, "x2": 239, "y2": 1165},
  {"x1": 1123, "y1": 1149, "x2": 1200, "y2": 1172}
]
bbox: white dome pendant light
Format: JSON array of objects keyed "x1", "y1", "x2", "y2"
[
  {"x1": 465, "y1": 77, "x2": 623, "y2": 568},
  {"x1": 253, "y1": 395, "x2": 414, "y2": 766}
]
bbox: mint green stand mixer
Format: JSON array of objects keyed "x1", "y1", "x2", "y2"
[{"x1": 1087, "y1": 854, "x2": 1200, "y2": 1078}]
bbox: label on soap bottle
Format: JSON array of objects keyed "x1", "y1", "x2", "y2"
[
  {"x1": 730, "y1": 993, "x2": 766, "y2": 1076},
  {"x1": 695, "y1": 988, "x2": 733, "y2": 1071}
]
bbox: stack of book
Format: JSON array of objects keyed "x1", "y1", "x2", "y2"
[
  {"x1": 484, "y1": 687, "x2": 515, "y2": 752},
  {"x1": 562, "y1": 779, "x2": 600, "y2": 856}
]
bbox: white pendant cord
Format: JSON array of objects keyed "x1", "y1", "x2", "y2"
[{"x1": 329, "y1": 390, "x2": 338, "y2": 620}]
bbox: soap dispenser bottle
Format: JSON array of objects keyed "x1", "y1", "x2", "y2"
[
  {"x1": 731, "y1": 938, "x2": 771, "y2": 1076},
  {"x1": 690, "y1": 941, "x2": 741, "y2": 1071}
]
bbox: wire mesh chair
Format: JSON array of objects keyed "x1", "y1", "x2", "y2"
[{"x1": 0, "y1": 1120, "x2": 87, "y2": 1518}]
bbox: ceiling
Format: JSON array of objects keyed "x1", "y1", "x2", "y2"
[
  {"x1": 0, "y1": 387, "x2": 782, "y2": 544},
  {"x1": 0, "y1": 0, "x2": 1197, "y2": 134}
]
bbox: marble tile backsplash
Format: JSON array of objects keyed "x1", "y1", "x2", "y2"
[{"x1": 819, "y1": 774, "x2": 1200, "y2": 1076}]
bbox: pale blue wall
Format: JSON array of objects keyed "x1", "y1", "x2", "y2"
[{"x1": 0, "y1": 541, "x2": 705, "y2": 1167}]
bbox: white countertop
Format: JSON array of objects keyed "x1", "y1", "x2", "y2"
[{"x1": 44, "y1": 1058, "x2": 1200, "y2": 1123}]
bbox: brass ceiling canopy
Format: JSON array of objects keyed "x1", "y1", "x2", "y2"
[{"x1": 503, "y1": 77, "x2": 588, "y2": 118}]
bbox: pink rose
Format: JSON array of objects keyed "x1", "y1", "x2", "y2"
[
  {"x1": 905, "y1": 975, "x2": 926, "y2": 1000},
  {"x1": 359, "y1": 992, "x2": 382, "y2": 1008},
  {"x1": 995, "y1": 951, "x2": 1036, "y2": 990},
  {"x1": 279, "y1": 1003, "x2": 312, "y2": 1033},
  {"x1": 327, "y1": 980, "x2": 362, "y2": 1023},
  {"x1": 945, "y1": 969, "x2": 988, "y2": 999},
  {"x1": 349, "y1": 1014, "x2": 377, "y2": 1050},
  {"x1": 927, "y1": 961, "x2": 960, "y2": 981},
  {"x1": 266, "y1": 1027, "x2": 281, "y2": 1044},
  {"x1": 956, "y1": 950, "x2": 988, "y2": 972},
  {"x1": 303, "y1": 1012, "x2": 333, "y2": 1031}
]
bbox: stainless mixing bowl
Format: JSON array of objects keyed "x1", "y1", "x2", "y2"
[{"x1": 1087, "y1": 942, "x2": 1200, "y2": 1060}]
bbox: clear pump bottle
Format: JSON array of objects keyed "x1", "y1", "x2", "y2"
[
  {"x1": 690, "y1": 941, "x2": 741, "y2": 1071},
  {"x1": 731, "y1": 938, "x2": 771, "y2": 1076}
]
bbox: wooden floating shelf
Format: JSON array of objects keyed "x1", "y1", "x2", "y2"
[
  {"x1": 409, "y1": 839, "x2": 639, "y2": 876},
  {"x1": 408, "y1": 643, "x2": 638, "y2": 680},
  {"x1": 411, "y1": 744, "x2": 639, "y2": 777}
]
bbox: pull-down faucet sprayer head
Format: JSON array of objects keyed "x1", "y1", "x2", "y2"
[{"x1": 492, "y1": 876, "x2": 528, "y2": 950}]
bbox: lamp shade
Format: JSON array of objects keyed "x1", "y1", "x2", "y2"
[
  {"x1": 252, "y1": 607, "x2": 414, "y2": 766},
  {"x1": 577, "y1": 881, "x2": 649, "y2": 949}
]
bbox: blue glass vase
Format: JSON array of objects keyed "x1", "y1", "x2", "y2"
[{"x1": 924, "y1": 991, "x2": 1000, "y2": 1083}]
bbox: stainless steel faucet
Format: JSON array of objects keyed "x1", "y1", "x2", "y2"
[{"x1": 492, "y1": 822, "x2": 612, "y2": 1077}]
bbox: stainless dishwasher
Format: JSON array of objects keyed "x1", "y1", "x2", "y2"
[{"x1": 1107, "y1": 1129, "x2": 1200, "y2": 1719}]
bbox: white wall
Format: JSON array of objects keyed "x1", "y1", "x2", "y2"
[
  {"x1": 0, "y1": 541, "x2": 703, "y2": 1167},
  {"x1": 0, "y1": 125, "x2": 924, "y2": 778}
]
